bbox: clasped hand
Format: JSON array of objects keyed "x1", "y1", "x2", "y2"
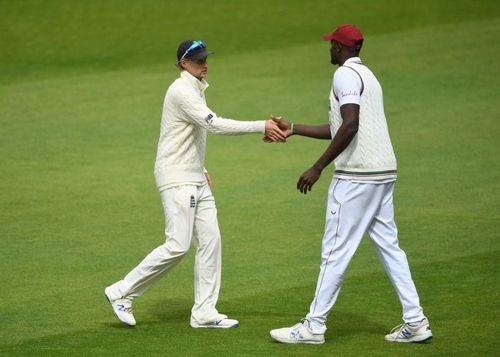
[
  {"x1": 263, "y1": 115, "x2": 292, "y2": 143},
  {"x1": 263, "y1": 116, "x2": 289, "y2": 142}
]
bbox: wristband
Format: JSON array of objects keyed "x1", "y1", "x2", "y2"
[{"x1": 291, "y1": 123, "x2": 295, "y2": 135}]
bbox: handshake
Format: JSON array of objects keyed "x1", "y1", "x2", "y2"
[{"x1": 263, "y1": 115, "x2": 292, "y2": 143}]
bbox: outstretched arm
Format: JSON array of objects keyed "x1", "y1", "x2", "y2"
[
  {"x1": 178, "y1": 92, "x2": 286, "y2": 141},
  {"x1": 292, "y1": 123, "x2": 332, "y2": 140},
  {"x1": 297, "y1": 104, "x2": 359, "y2": 194},
  {"x1": 269, "y1": 116, "x2": 332, "y2": 140}
]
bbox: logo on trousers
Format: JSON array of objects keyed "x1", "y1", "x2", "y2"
[{"x1": 190, "y1": 195, "x2": 196, "y2": 208}]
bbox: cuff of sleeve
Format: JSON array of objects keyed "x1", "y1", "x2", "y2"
[{"x1": 256, "y1": 120, "x2": 266, "y2": 133}]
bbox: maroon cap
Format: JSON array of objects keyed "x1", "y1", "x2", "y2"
[{"x1": 322, "y1": 24, "x2": 364, "y2": 47}]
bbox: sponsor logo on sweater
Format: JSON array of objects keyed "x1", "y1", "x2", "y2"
[
  {"x1": 341, "y1": 90, "x2": 358, "y2": 97},
  {"x1": 205, "y1": 114, "x2": 214, "y2": 124}
]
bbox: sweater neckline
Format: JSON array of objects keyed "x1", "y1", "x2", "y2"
[{"x1": 181, "y1": 71, "x2": 209, "y2": 92}]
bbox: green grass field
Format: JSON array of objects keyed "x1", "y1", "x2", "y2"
[{"x1": 1, "y1": 0, "x2": 499, "y2": 355}]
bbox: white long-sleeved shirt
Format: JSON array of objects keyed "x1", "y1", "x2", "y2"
[{"x1": 154, "y1": 71, "x2": 265, "y2": 189}]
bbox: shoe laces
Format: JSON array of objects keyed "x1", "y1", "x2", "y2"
[
  {"x1": 291, "y1": 319, "x2": 309, "y2": 330},
  {"x1": 390, "y1": 318, "x2": 426, "y2": 334},
  {"x1": 389, "y1": 323, "x2": 405, "y2": 334},
  {"x1": 390, "y1": 322, "x2": 416, "y2": 338}
]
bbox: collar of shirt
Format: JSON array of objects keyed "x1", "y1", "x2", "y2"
[
  {"x1": 181, "y1": 70, "x2": 210, "y2": 93},
  {"x1": 344, "y1": 57, "x2": 362, "y2": 65}
]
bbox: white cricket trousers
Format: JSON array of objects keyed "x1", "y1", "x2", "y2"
[
  {"x1": 107, "y1": 184, "x2": 223, "y2": 324},
  {"x1": 306, "y1": 178, "x2": 426, "y2": 334}
]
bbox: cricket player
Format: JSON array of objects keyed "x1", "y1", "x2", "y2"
[
  {"x1": 268, "y1": 24, "x2": 432, "y2": 344},
  {"x1": 105, "y1": 40, "x2": 286, "y2": 328}
]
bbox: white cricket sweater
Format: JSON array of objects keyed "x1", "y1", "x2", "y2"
[
  {"x1": 329, "y1": 59, "x2": 397, "y2": 182},
  {"x1": 154, "y1": 71, "x2": 265, "y2": 189}
]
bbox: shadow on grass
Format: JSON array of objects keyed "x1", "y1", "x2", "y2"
[
  {"x1": 143, "y1": 297, "x2": 192, "y2": 326},
  {"x1": 0, "y1": 288, "x2": 388, "y2": 355},
  {"x1": 145, "y1": 286, "x2": 389, "y2": 340},
  {"x1": 4, "y1": 249, "x2": 498, "y2": 355}
]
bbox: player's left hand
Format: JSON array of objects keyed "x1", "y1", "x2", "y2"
[
  {"x1": 205, "y1": 172, "x2": 213, "y2": 187},
  {"x1": 297, "y1": 166, "x2": 322, "y2": 194},
  {"x1": 263, "y1": 118, "x2": 287, "y2": 143}
]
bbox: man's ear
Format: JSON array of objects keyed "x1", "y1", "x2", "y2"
[{"x1": 337, "y1": 43, "x2": 343, "y2": 53}]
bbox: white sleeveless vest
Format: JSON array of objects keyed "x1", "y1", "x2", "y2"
[{"x1": 329, "y1": 60, "x2": 397, "y2": 181}]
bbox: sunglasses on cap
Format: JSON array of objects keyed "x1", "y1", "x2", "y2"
[{"x1": 179, "y1": 40, "x2": 206, "y2": 62}]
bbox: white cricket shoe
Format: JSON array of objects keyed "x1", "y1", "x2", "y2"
[
  {"x1": 104, "y1": 287, "x2": 136, "y2": 327},
  {"x1": 270, "y1": 319, "x2": 325, "y2": 344},
  {"x1": 190, "y1": 314, "x2": 239, "y2": 329},
  {"x1": 385, "y1": 318, "x2": 432, "y2": 342}
]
